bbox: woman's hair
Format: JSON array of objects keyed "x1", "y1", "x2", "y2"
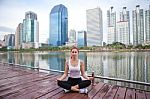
[{"x1": 70, "y1": 46, "x2": 79, "y2": 53}]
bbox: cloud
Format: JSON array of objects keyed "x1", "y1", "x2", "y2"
[{"x1": 0, "y1": 26, "x2": 15, "y2": 33}]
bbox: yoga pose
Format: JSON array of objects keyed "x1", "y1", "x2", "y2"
[{"x1": 57, "y1": 47, "x2": 93, "y2": 93}]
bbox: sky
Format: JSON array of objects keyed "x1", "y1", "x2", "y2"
[{"x1": 0, "y1": 0, "x2": 150, "y2": 43}]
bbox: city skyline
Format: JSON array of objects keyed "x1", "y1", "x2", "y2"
[{"x1": 0, "y1": 0, "x2": 149, "y2": 43}]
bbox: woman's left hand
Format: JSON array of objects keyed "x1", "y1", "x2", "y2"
[{"x1": 88, "y1": 77, "x2": 94, "y2": 80}]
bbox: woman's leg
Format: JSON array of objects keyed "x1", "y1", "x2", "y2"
[
  {"x1": 57, "y1": 80, "x2": 71, "y2": 90},
  {"x1": 69, "y1": 77, "x2": 82, "y2": 92},
  {"x1": 71, "y1": 80, "x2": 91, "y2": 90},
  {"x1": 58, "y1": 78, "x2": 91, "y2": 92},
  {"x1": 78, "y1": 80, "x2": 91, "y2": 89}
]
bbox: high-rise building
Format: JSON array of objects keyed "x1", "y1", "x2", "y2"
[
  {"x1": 107, "y1": 6, "x2": 116, "y2": 44},
  {"x1": 69, "y1": 29, "x2": 76, "y2": 43},
  {"x1": 15, "y1": 23, "x2": 23, "y2": 49},
  {"x1": 145, "y1": 5, "x2": 150, "y2": 42},
  {"x1": 5, "y1": 34, "x2": 15, "y2": 49},
  {"x1": 49, "y1": 4, "x2": 68, "y2": 46},
  {"x1": 132, "y1": 5, "x2": 144, "y2": 46},
  {"x1": 116, "y1": 7, "x2": 130, "y2": 45},
  {"x1": 77, "y1": 31, "x2": 87, "y2": 47},
  {"x1": 86, "y1": 7, "x2": 103, "y2": 46},
  {"x1": 23, "y1": 11, "x2": 39, "y2": 43}
]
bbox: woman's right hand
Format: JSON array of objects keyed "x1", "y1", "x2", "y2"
[{"x1": 56, "y1": 78, "x2": 61, "y2": 82}]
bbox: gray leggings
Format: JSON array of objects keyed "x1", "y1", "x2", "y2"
[{"x1": 57, "y1": 77, "x2": 91, "y2": 90}]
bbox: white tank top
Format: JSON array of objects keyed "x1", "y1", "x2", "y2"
[{"x1": 68, "y1": 59, "x2": 81, "y2": 78}]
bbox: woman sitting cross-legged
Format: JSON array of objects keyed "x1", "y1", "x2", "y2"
[{"x1": 57, "y1": 47, "x2": 94, "y2": 94}]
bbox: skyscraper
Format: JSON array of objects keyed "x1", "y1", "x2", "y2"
[
  {"x1": 23, "y1": 11, "x2": 39, "y2": 43},
  {"x1": 132, "y1": 5, "x2": 144, "y2": 46},
  {"x1": 49, "y1": 4, "x2": 68, "y2": 46},
  {"x1": 69, "y1": 29, "x2": 76, "y2": 43},
  {"x1": 77, "y1": 31, "x2": 87, "y2": 47},
  {"x1": 5, "y1": 34, "x2": 15, "y2": 49},
  {"x1": 107, "y1": 7, "x2": 116, "y2": 44},
  {"x1": 15, "y1": 23, "x2": 23, "y2": 49},
  {"x1": 86, "y1": 7, "x2": 103, "y2": 46},
  {"x1": 116, "y1": 7, "x2": 130, "y2": 45},
  {"x1": 145, "y1": 5, "x2": 150, "y2": 42}
]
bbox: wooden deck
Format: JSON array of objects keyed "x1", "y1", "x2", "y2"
[{"x1": 0, "y1": 63, "x2": 150, "y2": 99}]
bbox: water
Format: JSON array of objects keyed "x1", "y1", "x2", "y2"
[{"x1": 0, "y1": 51, "x2": 150, "y2": 90}]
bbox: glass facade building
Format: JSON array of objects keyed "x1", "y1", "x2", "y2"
[
  {"x1": 145, "y1": 5, "x2": 150, "y2": 42},
  {"x1": 15, "y1": 23, "x2": 23, "y2": 49},
  {"x1": 77, "y1": 31, "x2": 87, "y2": 47},
  {"x1": 116, "y1": 7, "x2": 130, "y2": 45},
  {"x1": 107, "y1": 7, "x2": 116, "y2": 44},
  {"x1": 49, "y1": 4, "x2": 68, "y2": 46},
  {"x1": 23, "y1": 11, "x2": 39, "y2": 43},
  {"x1": 132, "y1": 5, "x2": 144, "y2": 46},
  {"x1": 86, "y1": 7, "x2": 103, "y2": 46},
  {"x1": 5, "y1": 34, "x2": 15, "y2": 49},
  {"x1": 69, "y1": 29, "x2": 76, "y2": 43}
]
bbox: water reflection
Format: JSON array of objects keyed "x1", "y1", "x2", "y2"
[
  {"x1": 0, "y1": 51, "x2": 150, "y2": 90},
  {"x1": 48, "y1": 52, "x2": 66, "y2": 71}
]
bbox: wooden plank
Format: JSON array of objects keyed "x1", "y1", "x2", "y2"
[
  {"x1": 15, "y1": 75, "x2": 61, "y2": 99},
  {"x1": 4, "y1": 75, "x2": 61, "y2": 99},
  {"x1": 135, "y1": 90, "x2": 146, "y2": 99},
  {"x1": 0, "y1": 72, "x2": 23, "y2": 80},
  {"x1": 93, "y1": 84, "x2": 111, "y2": 99},
  {"x1": 60, "y1": 92, "x2": 80, "y2": 99},
  {"x1": 87, "y1": 82, "x2": 105, "y2": 99},
  {"x1": 145, "y1": 91, "x2": 150, "y2": 99},
  {"x1": 0, "y1": 73, "x2": 57, "y2": 93},
  {"x1": 103, "y1": 85, "x2": 118, "y2": 99},
  {"x1": 0, "y1": 74, "x2": 57, "y2": 97},
  {"x1": 11, "y1": 78, "x2": 60, "y2": 99},
  {"x1": 125, "y1": 88, "x2": 135, "y2": 99},
  {"x1": 0, "y1": 73, "x2": 53, "y2": 92},
  {"x1": 0, "y1": 65, "x2": 43, "y2": 75},
  {"x1": 2, "y1": 84, "x2": 44, "y2": 99},
  {"x1": 37, "y1": 88, "x2": 64, "y2": 99},
  {"x1": 0, "y1": 72, "x2": 35, "y2": 85},
  {"x1": 114, "y1": 86, "x2": 126, "y2": 99},
  {"x1": 50, "y1": 91, "x2": 65, "y2": 99},
  {"x1": 0, "y1": 72, "x2": 52, "y2": 86},
  {"x1": 0, "y1": 67, "x2": 40, "y2": 80}
]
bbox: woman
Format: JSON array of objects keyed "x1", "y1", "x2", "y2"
[{"x1": 57, "y1": 47, "x2": 93, "y2": 93}]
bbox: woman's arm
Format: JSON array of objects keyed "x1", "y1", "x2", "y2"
[
  {"x1": 80, "y1": 61, "x2": 94, "y2": 80},
  {"x1": 57, "y1": 61, "x2": 69, "y2": 81},
  {"x1": 80, "y1": 61, "x2": 90, "y2": 80}
]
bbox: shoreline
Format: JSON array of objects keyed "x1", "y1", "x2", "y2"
[{"x1": 1, "y1": 49, "x2": 150, "y2": 53}]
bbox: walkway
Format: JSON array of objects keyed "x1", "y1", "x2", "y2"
[{"x1": 0, "y1": 63, "x2": 150, "y2": 99}]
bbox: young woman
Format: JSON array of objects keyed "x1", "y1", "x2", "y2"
[{"x1": 57, "y1": 47, "x2": 93, "y2": 93}]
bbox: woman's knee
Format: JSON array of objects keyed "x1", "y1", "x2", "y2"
[
  {"x1": 87, "y1": 80, "x2": 91, "y2": 86},
  {"x1": 57, "y1": 80, "x2": 62, "y2": 86}
]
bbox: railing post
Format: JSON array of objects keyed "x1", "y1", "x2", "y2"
[{"x1": 35, "y1": 65, "x2": 39, "y2": 72}]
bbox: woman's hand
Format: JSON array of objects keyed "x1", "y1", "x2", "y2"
[
  {"x1": 88, "y1": 77, "x2": 94, "y2": 80},
  {"x1": 56, "y1": 78, "x2": 61, "y2": 82}
]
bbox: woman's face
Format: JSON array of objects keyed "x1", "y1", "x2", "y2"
[{"x1": 71, "y1": 49, "x2": 78, "y2": 57}]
